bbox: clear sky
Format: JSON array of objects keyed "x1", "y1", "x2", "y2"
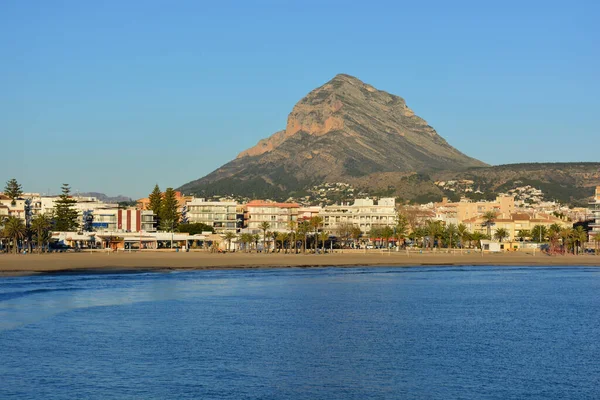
[{"x1": 1, "y1": 0, "x2": 598, "y2": 199}]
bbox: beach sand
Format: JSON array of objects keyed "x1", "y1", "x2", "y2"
[{"x1": 0, "y1": 250, "x2": 599, "y2": 276}]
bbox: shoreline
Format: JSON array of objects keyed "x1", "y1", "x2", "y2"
[{"x1": 1, "y1": 251, "x2": 599, "y2": 277}]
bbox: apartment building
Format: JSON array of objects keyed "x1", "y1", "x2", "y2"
[
  {"x1": 245, "y1": 200, "x2": 299, "y2": 232},
  {"x1": 185, "y1": 198, "x2": 239, "y2": 233},
  {"x1": 462, "y1": 212, "x2": 569, "y2": 242},
  {"x1": 321, "y1": 198, "x2": 397, "y2": 233},
  {"x1": 590, "y1": 186, "x2": 600, "y2": 241},
  {"x1": 435, "y1": 195, "x2": 515, "y2": 225},
  {"x1": 91, "y1": 208, "x2": 155, "y2": 233}
]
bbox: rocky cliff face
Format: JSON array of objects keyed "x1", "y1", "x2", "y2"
[{"x1": 179, "y1": 74, "x2": 488, "y2": 198}]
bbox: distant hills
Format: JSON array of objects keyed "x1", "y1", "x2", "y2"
[
  {"x1": 79, "y1": 192, "x2": 133, "y2": 203},
  {"x1": 178, "y1": 74, "x2": 599, "y2": 205}
]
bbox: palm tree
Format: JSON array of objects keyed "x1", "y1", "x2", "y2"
[
  {"x1": 517, "y1": 229, "x2": 531, "y2": 242},
  {"x1": 573, "y1": 226, "x2": 587, "y2": 255},
  {"x1": 223, "y1": 231, "x2": 236, "y2": 252},
  {"x1": 318, "y1": 230, "x2": 329, "y2": 253},
  {"x1": 470, "y1": 231, "x2": 485, "y2": 249},
  {"x1": 252, "y1": 234, "x2": 260, "y2": 252},
  {"x1": 426, "y1": 220, "x2": 443, "y2": 249},
  {"x1": 3, "y1": 216, "x2": 26, "y2": 254},
  {"x1": 298, "y1": 220, "x2": 310, "y2": 253},
  {"x1": 288, "y1": 220, "x2": 297, "y2": 253},
  {"x1": 594, "y1": 235, "x2": 600, "y2": 255},
  {"x1": 481, "y1": 211, "x2": 497, "y2": 238},
  {"x1": 445, "y1": 223, "x2": 458, "y2": 249},
  {"x1": 278, "y1": 232, "x2": 289, "y2": 253},
  {"x1": 309, "y1": 216, "x2": 323, "y2": 253},
  {"x1": 549, "y1": 223, "x2": 562, "y2": 235},
  {"x1": 259, "y1": 221, "x2": 270, "y2": 252},
  {"x1": 494, "y1": 228, "x2": 509, "y2": 242},
  {"x1": 457, "y1": 223, "x2": 470, "y2": 248},
  {"x1": 369, "y1": 226, "x2": 382, "y2": 249},
  {"x1": 265, "y1": 231, "x2": 273, "y2": 253},
  {"x1": 30, "y1": 213, "x2": 52, "y2": 253},
  {"x1": 531, "y1": 225, "x2": 548, "y2": 243},
  {"x1": 559, "y1": 228, "x2": 573, "y2": 254}
]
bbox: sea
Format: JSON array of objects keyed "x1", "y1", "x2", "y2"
[{"x1": 1, "y1": 266, "x2": 599, "y2": 399}]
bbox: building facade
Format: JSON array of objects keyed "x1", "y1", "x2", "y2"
[
  {"x1": 245, "y1": 200, "x2": 299, "y2": 232},
  {"x1": 90, "y1": 208, "x2": 155, "y2": 233},
  {"x1": 590, "y1": 186, "x2": 600, "y2": 241},
  {"x1": 185, "y1": 198, "x2": 239, "y2": 233},
  {"x1": 321, "y1": 198, "x2": 397, "y2": 233}
]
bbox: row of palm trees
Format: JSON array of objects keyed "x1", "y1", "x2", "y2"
[{"x1": 0, "y1": 214, "x2": 53, "y2": 254}]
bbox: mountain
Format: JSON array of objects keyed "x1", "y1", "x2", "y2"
[
  {"x1": 179, "y1": 74, "x2": 487, "y2": 199},
  {"x1": 78, "y1": 192, "x2": 133, "y2": 203}
]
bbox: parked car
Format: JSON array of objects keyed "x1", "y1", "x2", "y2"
[{"x1": 49, "y1": 243, "x2": 75, "y2": 253}]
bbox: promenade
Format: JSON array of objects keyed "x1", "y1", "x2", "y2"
[{"x1": 0, "y1": 250, "x2": 599, "y2": 276}]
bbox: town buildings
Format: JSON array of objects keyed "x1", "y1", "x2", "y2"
[
  {"x1": 434, "y1": 195, "x2": 515, "y2": 225},
  {"x1": 461, "y1": 212, "x2": 570, "y2": 242}
]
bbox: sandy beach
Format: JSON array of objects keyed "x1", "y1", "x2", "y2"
[{"x1": 0, "y1": 250, "x2": 599, "y2": 276}]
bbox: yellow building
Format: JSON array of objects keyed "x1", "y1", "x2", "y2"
[
  {"x1": 462, "y1": 212, "x2": 570, "y2": 242},
  {"x1": 435, "y1": 195, "x2": 515, "y2": 225}
]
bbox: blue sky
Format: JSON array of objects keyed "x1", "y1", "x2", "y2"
[{"x1": 1, "y1": 0, "x2": 598, "y2": 198}]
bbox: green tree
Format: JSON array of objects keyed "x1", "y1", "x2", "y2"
[
  {"x1": 381, "y1": 226, "x2": 394, "y2": 249},
  {"x1": 445, "y1": 223, "x2": 458, "y2": 248},
  {"x1": 351, "y1": 225, "x2": 362, "y2": 248},
  {"x1": 3, "y1": 216, "x2": 26, "y2": 253},
  {"x1": 517, "y1": 229, "x2": 531, "y2": 242},
  {"x1": 4, "y1": 178, "x2": 23, "y2": 206},
  {"x1": 481, "y1": 211, "x2": 497, "y2": 237},
  {"x1": 426, "y1": 220, "x2": 444, "y2": 248},
  {"x1": 457, "y1": 223, "x2": 470, "y2": 248},
  {"x1": 53, "y1": 184, "x2": 79, "y2": 231},
  {"x1": 148, "y1": 184, "x2": 163, "y2": 228},
  {"x1": 176, "y1": 222, "x2": 214, "y2": 235},
  {"x1": 548, "y1": 223, "x2": 562, "y2": 235},
  {"x1": 573, "y1": 226, "x2": 587, "y2": 255},
  {"x1": 298, "y1": 220, "x2": 311, "y2": 253},
  {"x1": 30, "y1": 213, "x2": 52, "y2": 253},
  {"x1": 309, "y1": 216, "x2": 323, "y2": 253},
  {"x1": 369, "y1": 226, "x2": 383, "y2": 249},
  {"x1": 395, "y1": 213, "x2": 409, "y2": 247},
  {"x1": 494, "y1": 227, "x2": 509, "y2": 242},
  {"x1": 160, "y1": 188, "x2": 180, "y2": 230},
  {"x1": 223, "y1": 231, "x2": 236, "y2": 252},
  {"x1": 531, "y1": 225, "x2": 548, "y2": 243},
  {"x1": 319, "y1": 230, "x2": 329, "y2": 252},
  {"x1": 470, "y1": 231, "x2": 485, "y2": 249},
  {"x1": 259, "y1": 221, "x2": 270, "y2": 252}
]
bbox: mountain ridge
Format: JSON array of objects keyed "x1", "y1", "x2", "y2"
[{"x1": 179, "y1": 73, "x2": 487, "y2": 198}]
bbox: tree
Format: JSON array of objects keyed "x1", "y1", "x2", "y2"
[
  {"x1": 148, "y1": 184, "x2": 163, "y2": 228},
  {"x1": 445, "y1": 223, "x2": 458, "y2": 248},
  {"x1": 573, "y1": 226, "x2": 587, "y2": 255},
  {"x1": 457, "y1": 223, "x2": 470, "y2": 248},
  {"x1": 252, "y1": 234, "x2": 260, "y2": 252},
  {"x1": 53, "y1": 184, "x2": 79, "y2": 232},
  {"x1": 278, "y1": 231, "x2": 289, "y2": 253},
  {"x1": 160, "y1": 188, "x2": 180, "y2": 230},
  {"x1": 3, "y1": 216, "x2": 26, "y2": 253},
  {"x1": 30, "y1": 214, "x2": 52, "y2": 253},
  {"x1": 259, "y1": 221, "x2": 270, "y2": 252},
  {"x1": 594, "y1": 235, "x2": 600, "y2": 255},
  {"x1": 319, "y1": 230, "x2": 329, "y2": 252},
  {"x1": 4, "y1": 178, "x2": 23, "y2": 206},
  {"x1": 288, "y1": 220, "x2": 297, "y2": 253},
  {"x1": 470, "y1": 231, "x2": 485, "y2": 249},
  {"x1": 297, "y1": 220, "x2": 310, "y2": 253},
  {"x1": 395, "y1": 213, "x2": 409, "y2": 248},
  {"x1": 494, "y1": 228, "x2": 509, "y2": 242},
  {"x1": 531, "y1": 225, "x2": 548, "y2": 243},
  {"x1": 351, "y1": 225, "x2": 362, "y2": 248},
  {"x1": 381, "y1": 226, "x2": 394, "y2": 249},
  {"x1": 369, "y1": 226, "x2": 383, "y2": 249},
  {"x1": 426, "y1": 220, "x2": 443, "y2": 248},
  {"x1": 177, "y1": 223, "x2": 214, "y2": 235},
  {"x1": 481, "y1": 211, "x2": 497, "y2": 237},
  {"x1": 223, "y1": 231, "x2": 236, "y2": 252},
  {"x1": 309, "y1": 216, "x2": 323, "y2": 253},
  {"x1": 336, "y1": 221, "x2": 354, "y2": 249},
  {"x1": 548, "y1": 223, "x2": 562, "y2": 235},
  {"x1": 517, "y1": 229, "x2": 531, "y2": 242}
]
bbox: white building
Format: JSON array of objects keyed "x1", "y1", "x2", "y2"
[
  {"x1": 590, "y1": 186, "x2": 600, "y2": 242},
  {"x1": 321, "y1": 198, "x2": 397, "y2": 233},
  {"x1": 90, "y1": 207, "x2": 155, "y2": 233},
  {"x1": 245, "y1": 200, "x2": 299, "y2": 232},
  {"x1": 185, "y1": 198, "x2": 239, "y2": 233}
]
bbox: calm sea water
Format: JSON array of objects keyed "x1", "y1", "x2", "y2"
[{"x1": 1, "y1": 266, "x2": 599, "y2": 399}]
